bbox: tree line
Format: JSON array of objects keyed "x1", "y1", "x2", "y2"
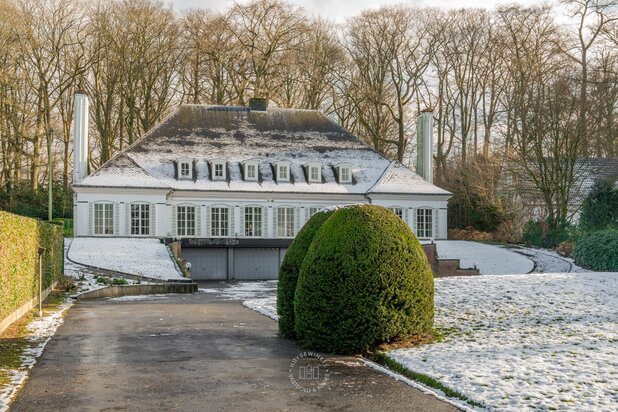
[{"x1": 0, "y1": 0, "x2": 617, "y2": 228}]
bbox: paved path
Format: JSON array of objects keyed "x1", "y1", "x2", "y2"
[{"x1": 11, "y1": 292, "x2": 459, "y2": 412}]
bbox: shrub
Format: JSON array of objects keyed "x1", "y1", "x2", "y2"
[
  {"x1": 0, "y1": 211, "x2": 63, "y2": 322},
  {"x1": 112, "y1": 278, "x2": 128, "y2": 285},
  {"x1": 573, "y1": 229, "x2": 618, "y2": 271},
  {"x1": 523, "y1": 220, "x2": 570, "y2": 248},
  {"x1": 277, "y1": 209, "x2": 334, "y2": 339},
  {"x1": 579, "y1": 179, "x2": 618, "y2": 231},
  {"x1": 294, "y1": 205, "x2": 434, "y2": 354}
]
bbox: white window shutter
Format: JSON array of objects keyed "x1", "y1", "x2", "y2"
[
  {"x1": 172, "y1": 205, "x2": 177, "y2": 236},
  {"x1": 195, "y1": 205, "x2": 201, "y2": 237},
  {"x1": 273, "y1": 207, "x2": 278, "y2": 237},
  {"x1": 125, "y1": 204, "x2": 131, "y2": 235},
  {"x1": 404, "y1": 208, "x2": 409, "y2": 226},
  {"x1": 229, "y1": 207, "x2": 235, "y2": 237},
  {"x1": 205, "y1": 206, "x2": 211, "y2": 237},
  {"x1": 294, "y1": 207, "x2": 300, "y2": 234},
  {"x1": 434, "y1": 208, "x2": 439, "y2": 239},
  {"x1": 150, "y1": 204, "x2": 156, "y2": 236},
  {"x1": 261, "y1": 207, "x2": 266, "y2": 237},
  {"x1": 114, "y1": 203, "x2": 120, "y2": 235},
  {"x1": 305, "y1": 207, "x2": 309, "y2": 221},
  {"x1": 88, "y1": 202, "x2": 93, "y2": 235},
  {"x1": 411, "y1": 208, "x2": 417, "y2": 235},
  {"x1": 240, "y1": 206, "x2": 245, "y2": 237}
]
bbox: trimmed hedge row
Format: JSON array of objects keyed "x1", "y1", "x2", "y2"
[
  {"x1": 277, "y1": 209, "x2": 334, "y2": 339},
  {"x1": 0, "y1": 211, "x2": 64, "y2": 322},
  {"x1": 293, "y1": 205, "x2": 434, "y2": 354},
  {"x1": 573, "y1": 229, "x2": 618, "y2": 271}
]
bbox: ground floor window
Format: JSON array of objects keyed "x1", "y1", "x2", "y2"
[
  {"x1": 211, "y1": 207, "x2": 229, "y2": 237},
  {"x1": 308, "y1": 206, "x2": 323, "y2": 218},
  {"x1": 388, "y1": 207, "x2": 404, "y2": 219},
  {"x1": 131, "y1": 203, "x2": 150, "y2": 235},
  {"x1": 277, "y1": 207, "x2": 295, "y2": 237},
  {"x1": 177, "y1": 205, "x2": 196, "y2": 236},
  {"x1": 94, "y1": 202, "x2": 114, "y2": 235},
  {"x1": 417, "y1": 208, "x2": 433, "y2": 238},
  {"x1": 244, "y1": 206, "x2": 262, "y2": 237}
]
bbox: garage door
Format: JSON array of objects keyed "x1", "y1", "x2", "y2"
[
  {"x1": 182, "y1": 248, "x2": 228, "y2": 280},
  {"x1": 233, "y1": 248, "x2": 280, "y2": 280}
]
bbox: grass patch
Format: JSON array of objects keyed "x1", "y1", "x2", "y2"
[
  {"x1": 0, "y1": 290, "x2": 68, "y2": 387},
  {"x1": 368, "y1": 351, "x2": 486, "y2": 409}
]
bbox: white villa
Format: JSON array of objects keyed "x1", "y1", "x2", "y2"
[{"x1": 72, "y1": 96, "x2": 451, "y2": 279}]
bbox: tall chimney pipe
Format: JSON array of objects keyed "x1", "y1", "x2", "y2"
[
  {"x1": 416, "y1": 109, "x2": 433, "y2": 184},
  {"x1": 72, "y1": 92, "x2": 89, "y2": 183}
]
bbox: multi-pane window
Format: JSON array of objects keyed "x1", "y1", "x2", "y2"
[
  {"x1": 245, "y1": 163, "x2": 257, "y2": 180},
  {"x1": 277, "y1": 207, "x2": 295, "y2": 237},
  {"x1": 180, "y1": 162, "x2": 190, "y2": 178},
  {"x1": 416, "y1": 208, "x2": 433, "y2": 238},
  {"x1": 211, "y1": 207, "x2": 229, "y2": 237},
  {"x1": 339, "y1": 166, "x2": 351, "y2": 183},
  {"x1": 389, "y1": 207, "x2": 404, "y2": 219},
  {"x1": 177, "y1": 205, "x2": 196, "y2": 236},
  {"x1": 244, "y1": 206, "x2": 262, "y2": 237},
  {"x1": 277, "y1": 164, "x2": 289, "y2": 181},
  {"x1": 308, "y1": 165, "x2": 320, "y2": 182},
  {"x1": 308, "y1": 206, "x2": 322, "y2": 218},
  {"x1": 131, "y1": 203, "x2": 150, "y2": 235},
  {"x1": 94, "y1": 203, "x2": 114, "y2": 235},
  {"x1": 213, "y1": 162, "x2": 225, "y2": 180}
]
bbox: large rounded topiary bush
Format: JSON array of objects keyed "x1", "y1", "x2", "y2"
[
  {"x1": 277, "y1": 209, "x2": 334, "y2": 338},
  {"x1": 573, "y1": 229, "x2": 618, "y2": 271},
  {"x1": 294, "y1": 204, "x2": 434, "y2": 354}
]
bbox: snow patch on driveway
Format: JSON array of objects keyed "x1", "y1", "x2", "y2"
[
  {"x1": 68, "y1": 237, "x2": 183, "y2": 280},
  {"x1": 434, "y1": 241, "x2": 534, "y2": 275}
]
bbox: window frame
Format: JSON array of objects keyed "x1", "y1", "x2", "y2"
[
  {"x1": 211, "y1": 161, "x2": 226, "y2": 181},
  {"x1": 94, "y1": 202, "x2": 114, "y2": 236},
  {"x1": 277, "y1": 206, "x2": 295, "y2": 237},
  {"x1": 307, "y1": 164, "x2": 321, "y2": 183},
  {"x1": 276, "y1": 163, "x2": 290, "y2": 182},
  {"x1": 244, "y1": 162, "x2": 258, "y2": 181},
  {"x1": 244, "y1": 206, "x2": 262, "y2": 237},
  {"x1": 416, "y1": 208, "x2": 433, "y2": 239},
  {"x1": 308, "y1": 206, "x2": 323, "y2": 218},
  {"x1": 177, "y1": 204, "x2": 196, "y2": 237},
  {"x1": 177, "y1": 159, "x2": 192, "y2": 180},
  {"x1": 338, "y1": 165, "x2": 352, "y2": 183},
  {"x1": 211, "y1": 206, "x2": 230, "y2": 237},
  {"x1": 131, "y1": 203, "x2": 150, "y2": 236},
  {"x1": 388, "y1": 207, "x2": 404, "y2": 220}
]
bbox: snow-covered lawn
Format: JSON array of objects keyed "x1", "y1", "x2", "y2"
[
  {"x1": 434, "y1": 240, "x2": 534, "y2": 275},
  {"x1": 68, "y1": 237, "x2": 183, "y2": 280},
  {"x1": 221, "y1": 272, "x2": 618, "y2": 412},
  {"x1": 390, "y1": 272, "x2": 618, "y2": 411}
]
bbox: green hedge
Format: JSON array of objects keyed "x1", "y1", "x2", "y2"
[
  {"x1": 0, "y1": 211, "x2": 64, "y2": 322},
  {"x1": 277, "y1": 209, "x2": 334, "y2": 339},
  {"x1": 294, "y1": 205, "x2": 434, "y2": 354},
  {"x1": 573, "y1": 229, "x2": 618, "y2": 271}
]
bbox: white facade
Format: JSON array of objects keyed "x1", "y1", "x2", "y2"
[{"x1": 74, "y1": 188, "x2": 449, "y2": 240}]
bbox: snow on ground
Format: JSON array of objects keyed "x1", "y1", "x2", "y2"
[
  {"x1": 199, "y1": 280, "x2": 277, "y2": 300},
  {"x1": 107, "y1": 294, "x2": 172, "y2": 302},
  {"x1": 433, "y1": 241, "x2": 534, "y2": 275},
  {"x1": 389, "y1": 272, "x2": 618, "y2": 412},
  {"x1": 243, "y1": 298, "x2": 278, "y2": 321},
  {"x1": 68, "y1": 237, "x2": 183, "y2": 280},
  {"x1": 0, "y1": 297, "x2": 73, "y2": 412},
  {"x1": 504, "y1": 245, "x2": 586, "y2": 273}
]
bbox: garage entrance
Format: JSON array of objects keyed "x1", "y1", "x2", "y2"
[{"x1": 177, "y1": 238, "x2": 292, "y2": 281}]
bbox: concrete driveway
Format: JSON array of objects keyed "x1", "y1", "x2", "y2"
[{"x1": 11, "y1": 291, "x2": 459, "y2": 412}]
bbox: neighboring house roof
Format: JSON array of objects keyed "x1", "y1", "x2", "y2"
[{"x1": 75, "y1": 104, "x2": 450, "y2": 196}]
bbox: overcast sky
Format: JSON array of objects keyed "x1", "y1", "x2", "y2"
[{"x1": 169, "y1": 0, "x2": 555, "y2": 22}]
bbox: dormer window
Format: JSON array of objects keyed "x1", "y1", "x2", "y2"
[
  {"x1": 211, "y1": 160, "x2": 226, "y2": 181},
  {"x1": 244, "y1": 161, "x2": 258, "y2": 181},
  {"x1": 178, "y1": 159, "x2": 192, "y2": 180},
  {"x1": 307, "y1": 163, "x2": 321, "y2": 183},
  {"x1": 276, "y1": 163, "x2": 290, "y2": 182},
  {"x1": 338, "y1": 165, "x2": 352, "y2": 184}
]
